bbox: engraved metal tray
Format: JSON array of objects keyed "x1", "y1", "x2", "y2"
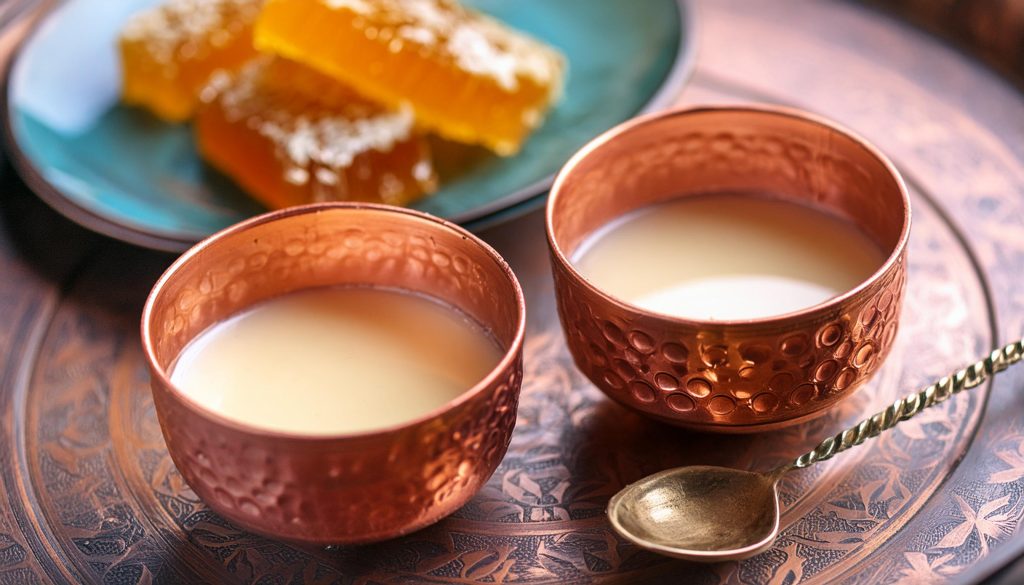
[{"x1": 1, "y1": 0, "x2": 1023, "y2": 583}]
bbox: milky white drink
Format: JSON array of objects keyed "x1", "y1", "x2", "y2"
[
  {"x1": 170, "y1": 287, "x2": 502, "y2": 435},
  {"x1": 573, "y1": 194, "x2": 884, "y2": 320}
]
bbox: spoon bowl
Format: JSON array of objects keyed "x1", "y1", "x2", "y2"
[{"x1": 607, "y1": 466, "x2": 782, "y2": 562}]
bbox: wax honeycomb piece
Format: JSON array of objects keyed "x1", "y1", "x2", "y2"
[
  {"x1": 196, "y1": 58, "x2": 438, "y2": 209},
  {"x1": 254, "y1": 0, "x2": 566, "y2": 155},
  {"x1": 120, "y1": 0, "x2": 262, "y2": 121}
]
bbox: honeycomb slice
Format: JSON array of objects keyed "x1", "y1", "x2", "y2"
[
  {"x1": 254, "y1": 0, "x2": 566, "y2": 155},
  {"x1": 196, "y1": 57, "x2": 438, "y2": 209},
  {"x1": 119, "y1": 0, "x2": 262, "y2": 121}
]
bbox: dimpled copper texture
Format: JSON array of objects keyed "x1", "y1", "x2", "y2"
[
  {"x1": 141, "y1": 203, "x2": 525, "y2": 544},
  {"x1": 546, "y1": 105, "x2": 910, "y2": 433}
]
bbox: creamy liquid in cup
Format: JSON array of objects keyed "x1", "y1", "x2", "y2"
[
  {"x1": 169, "y1": 287, "x2": 503, "y2": 435},
  {"x1": 572, "y1": 194, "x2": 885, "y2": 320}
]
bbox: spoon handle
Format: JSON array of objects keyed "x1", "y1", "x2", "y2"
[{"x1": 789, "y1": 338, "x2": 1024, "y2": 471}]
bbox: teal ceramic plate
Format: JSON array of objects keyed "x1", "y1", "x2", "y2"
[{"x1": 3, "y1": 0, "x2": 693, "y2": 251}]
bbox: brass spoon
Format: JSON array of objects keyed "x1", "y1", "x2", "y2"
[{"x1": 607, "y1": 339, "x2": 1024, "y2": 562}]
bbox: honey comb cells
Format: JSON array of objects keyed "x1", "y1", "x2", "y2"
[
  {"x1": 196, "y1": 57, "x2": 438, "y2": 209},
  {"x1": 254, "y1": 0, "x2": 566, "y2": 155},
  {"x1": 120, "y1": 0, "x2": 262, "y2": 121},
  {"x1": 119, "y1": 0, "x2": 569, "y2": 213}
]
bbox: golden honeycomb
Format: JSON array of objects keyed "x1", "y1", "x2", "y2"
[
  {"x1": 196, "y1": 57, "x2": 438, "y2": 209},
  {"x1": 254, "y1": 0, "x2": 565, "y2": 155},
  {"x1": 120, "y1": 0, "x2": 262, "y2": 121}
]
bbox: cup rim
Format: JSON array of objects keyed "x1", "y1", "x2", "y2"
[
  {"x1": 545, "y1": 103, "x2": 912, "y2": 329},
  {"x1": 141, "y1": 202, "x2": 527, "y2": 442}
]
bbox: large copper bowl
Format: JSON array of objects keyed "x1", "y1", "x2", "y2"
[
  {"x1": 141, "y1": 203, "x2": 525, "y2": 544},
  {"x1": 547, "y1": 105, "x2": 911, "y2": 433}
]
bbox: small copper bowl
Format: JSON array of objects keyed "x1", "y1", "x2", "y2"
[
  {"x1": 546, "y1": 105, "x2": 910, "y2": 433},
  {"x1": 141, "y1": 203, "x2": 525, "y2": 544}
]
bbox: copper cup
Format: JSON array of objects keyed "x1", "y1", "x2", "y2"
[
  {"x1": 546, "y1": 105, "x2": 911, "y2": 433},
  {"x1": 141, "y1": 203, "x2": 525, "y2": 544}
]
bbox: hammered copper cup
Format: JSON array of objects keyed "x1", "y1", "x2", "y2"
[
  {"x1": 547, "y1": 105, "x2": 911, "y2": 433},
  {"x1": 141, "y1": 203, "x2": 525, "y2": 544}
]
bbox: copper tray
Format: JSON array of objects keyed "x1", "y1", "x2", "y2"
[{"x1": 1, "y1": 1, "x2": 1023, "y2": 583}]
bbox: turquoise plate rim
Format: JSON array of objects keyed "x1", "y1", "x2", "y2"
[{"x1": 2, "y1": 0, "x2": 696, "y2": 252}]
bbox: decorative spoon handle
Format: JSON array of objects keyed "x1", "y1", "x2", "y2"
[{"x1": 787, "y1": 339, "x2": 1024, "y2": 471}]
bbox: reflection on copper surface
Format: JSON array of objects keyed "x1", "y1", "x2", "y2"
[
  {"x1": 141, "y1": 202, "x2": 526, "y2": 544},
  {"x1": 546, "y1": 105, "x2": 911, "y2": 432}
]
